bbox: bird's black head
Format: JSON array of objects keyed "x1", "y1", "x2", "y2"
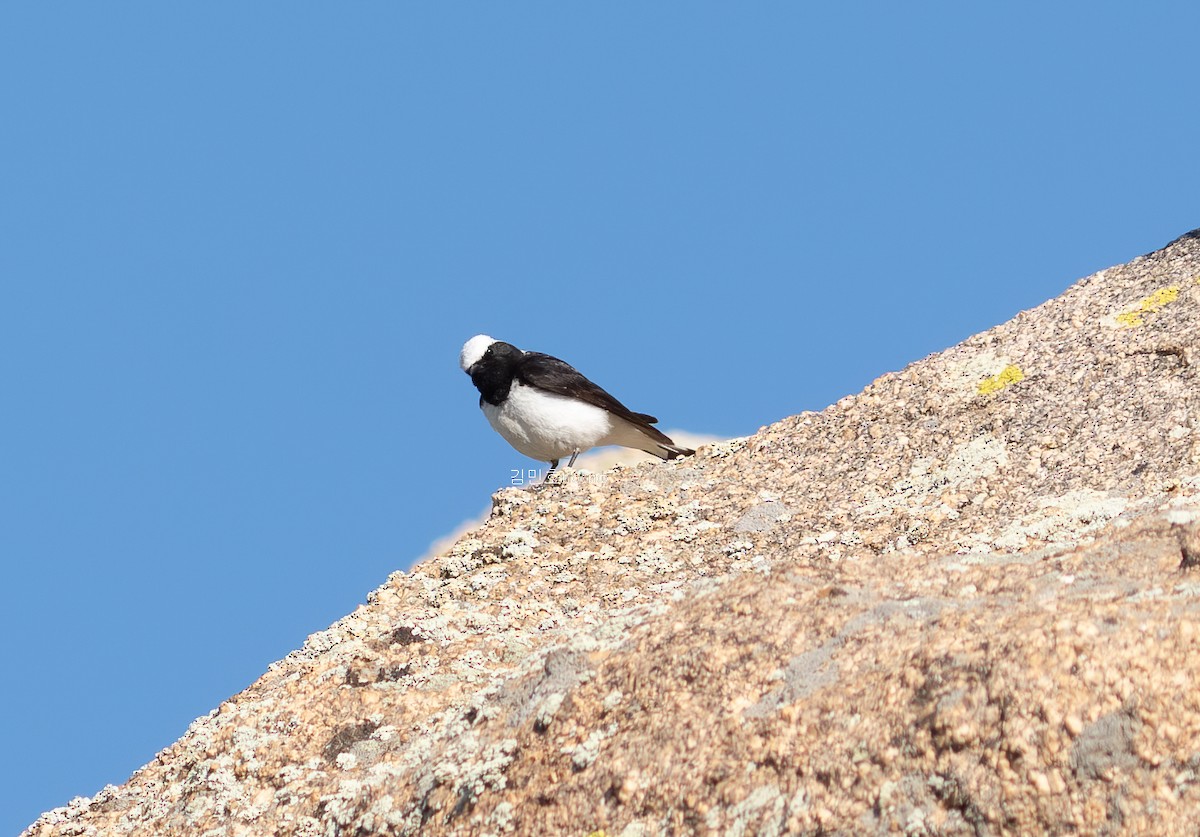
[{"x1": 460, "y1": 336, "x2": 523, "y2": 405}]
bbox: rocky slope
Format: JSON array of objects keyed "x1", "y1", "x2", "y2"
[{"x1": 25, "y1": 231, "x2": 1200, "y2": 836}]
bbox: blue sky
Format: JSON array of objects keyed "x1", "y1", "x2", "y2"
[{"x1": 3, "y1": 4, "x2": 1197, "y2": 832}]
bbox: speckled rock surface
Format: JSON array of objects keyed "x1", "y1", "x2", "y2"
[{"x1": 25, "y1": 231, "x2": 1200, "y2": 836}]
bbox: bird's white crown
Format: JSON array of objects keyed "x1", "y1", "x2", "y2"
[{"x1": 460, "y1": 334, "x2": 496, "y2": 372}]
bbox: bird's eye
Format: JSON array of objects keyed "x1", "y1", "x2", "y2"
[{"x1": 485, "y1": 347, "x2": 493, "y2": 355}]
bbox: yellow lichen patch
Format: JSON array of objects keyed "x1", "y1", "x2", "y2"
[
  {"x1": 977, "y1": 364, "x2": 1025, "y2": 396},
  {"x1": 1115, "y1": 285, "x2": 1180, "y2": 327}
]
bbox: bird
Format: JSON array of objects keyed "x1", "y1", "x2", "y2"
[{"x1": 459, "y1": 335, "x2": 695, "y2": 474}]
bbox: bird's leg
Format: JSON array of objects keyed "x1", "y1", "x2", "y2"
[
  {"x1": 545, "y1": 459, "x2": 559, "y2": 481},
  {"x1": 567, "y1": 450, "x2": 579, "y2": 468}
]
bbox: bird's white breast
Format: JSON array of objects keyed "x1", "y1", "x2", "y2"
[{"x1": 482, "y1": 381, "x2": 613, "y2": 462}]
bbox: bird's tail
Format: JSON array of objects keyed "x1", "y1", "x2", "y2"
[
  {"x1": 608, "y1": 415, "x2": 697, "y2": 461},
  {"x1": 627, "y1": 421, "x2": 695, "y2": 461},
  {"x1": 656, "y1": 442, "x2": 695, "y2": 461}
]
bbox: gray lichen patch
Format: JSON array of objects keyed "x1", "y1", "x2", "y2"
[
  {"x1": 732, "y1": 501, "x2": 795, "y2": 533},
  {"x1": 1070, "y1": 710, "x2": 1141, "y2": 781}
]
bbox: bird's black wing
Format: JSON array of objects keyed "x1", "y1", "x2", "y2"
[{"x1": 516, "y1": 352, "x2": 660, "y2": 426}]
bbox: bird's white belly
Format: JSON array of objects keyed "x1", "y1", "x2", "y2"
[{"x1": 482, "y1": 381, "x2": 613, "y2": 462}]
